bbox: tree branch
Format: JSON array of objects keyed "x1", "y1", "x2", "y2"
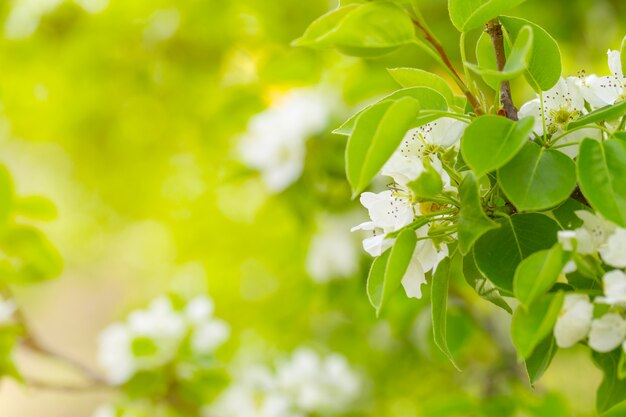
[
  {"x1": 486, "y1": 20, "x2": 518, "y2": 121},
  {"x1": 411, "y1": 18, "x2": 484, "y2": 115}
]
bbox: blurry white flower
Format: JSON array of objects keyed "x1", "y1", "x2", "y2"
[
  {"x1": 596, "y1": 270, "x2": 626, "y2": 306},
  {"x1": 238, "y1": 89, "x2": 333, "y2": 192},
  {"x1": 275, "y1": 348, "x2": 361, "y2": 415},
  {"x1": 554, "y1": 294, "x2": 593, "y2": 348},
  {"x1": 144, "y1": 8, "x2": 180, "y2": 44},
  {"x1": 306, "y1": 214, "x2": 360, "y2": 283},
  {"x1": 93, "y1": 404, "x2": 116, "y2": 417},
  {"x1": 0, "y1": 297, "x2": 17, "y2": 324},
  {"x1": 351, "y1": 190, "x2": 415, "y2": 257},
  {"x1": 588, "y1": 313, "x2": 626, "y2": 353},
  {"x1": 4, "y1": 0, "x2": 63, "y2": 39},
  {"x1": 206, "y1": 366, "x2": 302, "y2": 417},
  {"x1": 557, "y1": 211, "x2": 616, "y2": 255},
  {"x1": 97, "y1": 294, "x2": 229, "y2": 384},
  {"x1": 580, "y1": 50, "x2": 626, "y2": 107},
  {"x1": 599, "y1": 228, "x2": 626, "y2": 268}
]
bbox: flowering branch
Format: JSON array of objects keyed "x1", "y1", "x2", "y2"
[
  {"x1": 486, "y1": 19, "x2": 518, "y2": 121},
  {"x1": 411, "y1": 18, "x2": 485, "y2": 115}
]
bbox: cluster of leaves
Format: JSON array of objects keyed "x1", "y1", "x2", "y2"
[
  {"x1": 0, "y1": 164, "x2": 62, "y2": 381},
  {"x1": 296, "y1": 0, "x2": 626, "y2": 414}
]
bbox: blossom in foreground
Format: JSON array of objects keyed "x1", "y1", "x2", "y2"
[
  {"x1": 97, "y1": 295, "x2": 229, "y2": 384},
  {"x1": 554, "y1": 294, "x2": 593, "y2": 348},
  {"x1": 599, "y1": 227, "x2": 626, "y2": 268},
  {"x1": 588, "y1": 313, "x2": 626, "y2": 353},
  {"x1": 596, "y1": 270, "x2": 626, "y2": 307},
  {"x1": 238, "y1": 88, "x2": 333, "y2": 192},
  {"x1": 580, "y1": 50, "x2": 626, "y2": 107}
]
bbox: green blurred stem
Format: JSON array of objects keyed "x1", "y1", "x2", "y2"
[{"x1": 411, "y1": 18, "x2": 484, "y2": 115}]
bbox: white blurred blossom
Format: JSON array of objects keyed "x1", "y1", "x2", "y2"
[
  {"x1": 97, "y1": 295, "x2": 229, "y2": 384},
  {"x1": 0, "y1": 297, "x2": 17, "y2": 324},
  {"x1": 238, "y1": 89, "x2": 334, "y2": 192},
  {"x1": 557, "y1": 210, "x2": 616, "y2": 255},
  {"x1": 306, "y1": 214, "x2": 360, "y2": 283},
  {"x1": 596, "y1": 270, "x2": 626, "y2": 307},
  {"x1": 599, "y1": 228, "x2": 626, "y2": 268},
  {"x1": 588, "y1": 313, "x2": 626, "y2": 353},
  {"x1": 554, "y1": 294, "x2": 593, "y2": 348}
]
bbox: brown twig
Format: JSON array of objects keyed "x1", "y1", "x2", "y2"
[
  {"x1": 411, "y1": 18, "x2": 484, "y2": 115},
  {"x1": 486, "y1": 19, "x2": 518, "y2": 120}
]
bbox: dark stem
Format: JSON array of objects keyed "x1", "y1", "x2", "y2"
[
  {"x1": 411, "y1": 18, "x2": 484, "y2": 115},
  {"x1": 486, "y1": 19, "x2": 518, "y2": 121}
]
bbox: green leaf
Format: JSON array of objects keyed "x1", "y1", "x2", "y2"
[
  {"x1": 525, "y1": 335, "x2": 558, "y2": 385},
  {"x1": 407, "y1": 161, "x2": 443, "y2": 198},
  {"x1": 511, "y1": 292, "x2": 564, "y2": 359},
  {"x1": 463, "y1": 251, "x2": 512, "y2": 313},
  {"x1": 552, "y1": 198, "x2": 587, "y2": 230},
  {"x1": 0, "y1": 165, "x2": 15, "y2": 227},
  {"x1": 448, "y1": 0, "x2": 526, "y2": 32},
  {"x1": 577, "y1": 138, "x2": 626, "y2": 227},
  {"x1": 513, "y1": 244, "x2": 568, "y2": 306},
  {"x1": 593, "y1": 350, "x2": 626, "y2": 414},
  {"x1": 334, "y1": 87, "x2": 446, "y2": 136},
  {"x1": 292, "y1": 5, "x2": 360, "y2": 48},
  {"x1": 500, "y1": 16, "x2": 561, "y2": 92},
  {"x1": 457, "y1": 172, "x2": 499, "y2": 255},
  {"x1": 346, "y1": 97, "x2": 421, "y2": 196},
  {"x1": 0, "y1": 225, "x2": 63, "y2": 283},
  {"x1": 366, "y1": 229, "x2": 417, "y2": 316},
  {"x1": 431, "y1": 252, "x2": 462, "y2": 370},
  {"x1": 294, "y1": 2, "x2": 416, "y2": 57},
  {"x1": 461, "y1": 115, "x2": 534, "y2": 177},
  {"x1": 568, "y1": 100, "x2": 626, "y2": 130},
  {"x1": 474, "y1": 213, "x2": 560, "y2": 293},
  {"x1": 498, "y1": 141, "x2": 576, "y2": 211},
  {"x1": 14, "y1": 196, "x2": 58, "y2": 221},
  {"x1": 387, "y1": 68, "x2": 456, "y2": 106},
  {"x1": 467, "y1": 25, "x2": 533, "y2": 87},
  {"x1": 474, "y1": 32, "x2": 501, "y2": 90}
]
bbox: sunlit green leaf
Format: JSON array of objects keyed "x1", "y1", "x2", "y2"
[
  {"x1": 448, "y1": 0, "x2": 527, "y2": 32},
  {"x1": 499, "y1": 142, "x2": 576, "y2": 211},
  {"x1": 514, "y1": 244, "x2": 568, "y2": 306},
  {"x1": 511, "y1": 292, "x2": 564, "y2": 359},
  {"x1": 431, "y1": 252, "x2": 462, "y2": 370},
  {"x1": 346, "y1": 97, "x2": 420, "y2": 196},
  {"x1": 334, "y1": 87, "x2": 446, "y2": 136},
  {"x1": 463, "y1": 252, "x2": 512, "y2": 313},
  {"x1": 568, "y1": 100, "x2": 626, "y2": 130},
  {"x1": 461, "y1": 115, "x2": 534, "y2": 177},
  {"x1": 387, "y1": 68, "x2": 455, "y2": 106},
  {"x1": 577, "y1": 138, "x2": 626, "y2": 227},
  {"x1": 457, "y1": 172, "x2": 499, "y2": 255}
]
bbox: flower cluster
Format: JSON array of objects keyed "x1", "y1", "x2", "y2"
[
  {"x1": 237, "y1": 88, "x2": 334, "y2": 192},
  {"x1": 519, "y1": 50, "x2": 626, "y2": 157},
  {"x1": 555, "y1": 211, "x2": 626, "y2": 352},
  {"x1": 352, "y1": 117, "x2": 466, "y2": 298},
  {"x1": 206, "y1": 348, "x2": 362, "y2": 417},
  {"x1": 97, "y1": 295, "x2": 230, "y2": 385}
]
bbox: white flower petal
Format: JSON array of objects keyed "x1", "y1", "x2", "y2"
[
  {"x1": 554, "y1": 294, "x2": 593, "y2": 348},
  {"x1": 588, "y1": 313, "x2": 626, "y2": 353}
]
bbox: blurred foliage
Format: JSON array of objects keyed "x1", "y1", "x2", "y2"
[{"x1": 0, "y1": 0, "x2": 623, "y2": 416}]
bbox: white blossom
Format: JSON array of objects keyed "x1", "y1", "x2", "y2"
[
  {"x1": 275, "y1": 348, "x2": 361, "y2": 415},
  {"x1": 589, "y1": 313, "x2": 626, "y2": 353},
  {"x1": 238, "y1": 89, "x2": 333, "y2": 192},
  {"x1": 401, "y1": 229, "x2": 448, "y2": 299},
  {"x1": 554, "y1": 294, "x2": 593, "y2": 348},
  {"x1": 351, "y1": 190, "x2": 415, "y2": 257},
  {"x1": 0, "y1": 297, "x2": 17, "y2": 324},
  {"x1": 557, "y1": 210, "x2": 616, "y2": 255},
  {"x1": 381, "y1": 118, "x2": 464, "y2": 187},
  {"x1": 599, "y1": 228, "x2": 626, "y2": 268},
  {"x1": 580, "y1": 50, "x2": 626, "y2": 107},
  {"x1": 93, "y1": 404, "x2": 117, "y2": 417},
  {"x1": 306, "y1": 214, "x2": 360, "y2": 283},
  {"x1": 596, "y1": 270, "x2": 626, "y2": 307}
]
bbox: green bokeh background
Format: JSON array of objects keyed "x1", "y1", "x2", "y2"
[{"x1": 0, "y1": 0, "x2": 623, "y2": 415}]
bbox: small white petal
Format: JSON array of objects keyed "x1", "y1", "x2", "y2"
[
  {"x1": 588, "y1": 313, "x2": 626, "y2": 353},
  {"x1": 599, "y1": 228, "x2": 626, "y2": 268},
  {"x1": 554, "y1": 294, "x2": 593, "y2": 348}
]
